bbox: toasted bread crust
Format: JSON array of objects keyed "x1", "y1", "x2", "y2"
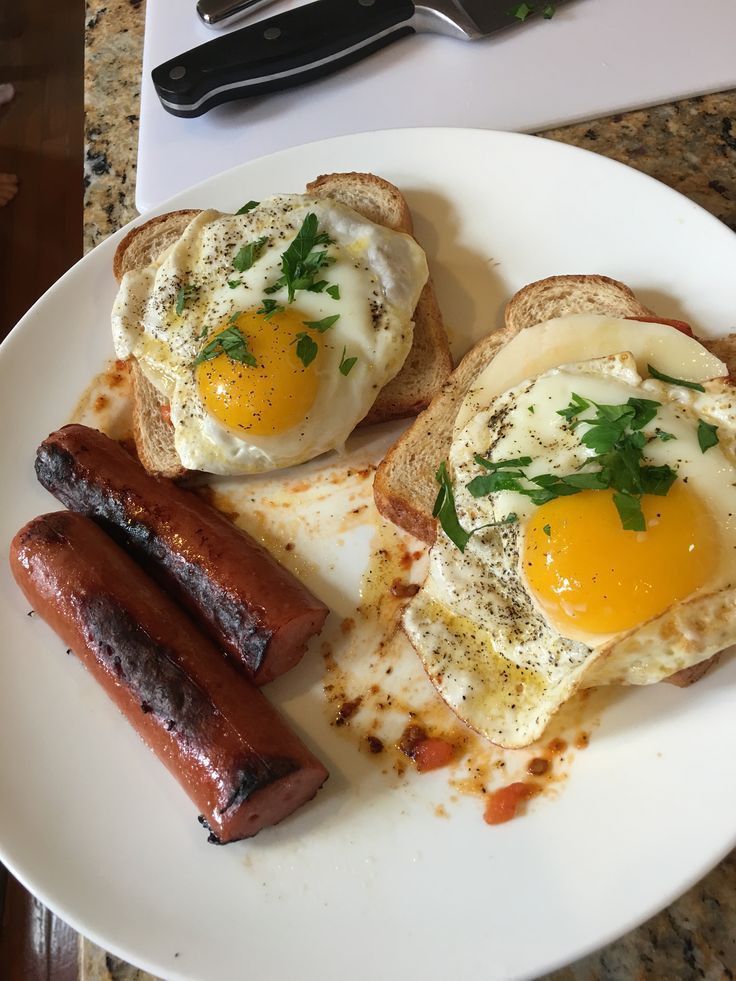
[
  {"x1": 128, "y1": 360, "x2": 187, "y2": 479},
  {"x1": 113, "y1": 210, "x2": 200, "y2": 283},
  {"x1": 114, "y1": 175, "x2": 451, "y2": 476},
  {"x1": 504, "y1": 274, "x2": 653, "y2": 332},
  {"x1": 306, "y1": 172, "x2": 413, "y2": 233}
]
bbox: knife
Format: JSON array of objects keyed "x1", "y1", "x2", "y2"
[
  {"x1": 153, "y1": 0, "x2": 561, "y2": 118},
  {"x1": 197, "y1": 0, "x2": 279, "y2": 30}
]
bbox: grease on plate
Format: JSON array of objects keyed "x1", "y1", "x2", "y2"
[{"x1": 73, "y1": 359, "x2": 601, "y2": 829}]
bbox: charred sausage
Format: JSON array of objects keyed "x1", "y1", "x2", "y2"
[
  {"x1": 10, "y1": 511, "x2": 328, "y2": 842},
  {"x1": 34, "y1": 424, "x2": 328, "y2": 685}
]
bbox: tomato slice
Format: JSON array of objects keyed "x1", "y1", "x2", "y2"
[
  {"x1": 413, "y1": 738, "x2": 455, "y2": 773},
  {"x1": 484, "y1": 782, "x2": 539, "y2": 825},
  {"x1": 626, "y1": 315, "x2": 695, "y2": 338}
]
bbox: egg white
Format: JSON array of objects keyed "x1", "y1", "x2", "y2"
[
  {"x1": 112, "y1": 195, "x2": 428, "y2": 475},
  {"x1": 404, "y1": 352, "x2": 736, "y2": 748}
]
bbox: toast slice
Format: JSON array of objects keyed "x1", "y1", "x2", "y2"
[
  {"x1": 378, "y1": 273, "x2": 735, "y2": 690},
  {"x1": 113, "y1": 174, "x2": 452, "y2": 478},
  {"x1": 373, "y1": 274, "x2": 735, "y2": 543}
]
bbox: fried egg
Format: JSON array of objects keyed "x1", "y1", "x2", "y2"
[
  {"x1": 404, "y1": 317, "x2": 736, "y2": 748},
  {"x1": 112, "y1": 196, "x2": 428, "y2": 475}
]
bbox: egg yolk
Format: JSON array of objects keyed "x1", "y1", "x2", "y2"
[
  {"x1": 522, "y1": 483, "x2": 719, "y2": 636},
  {"x1": 195, "y1": 308, "x2": 319, "y2": 436}
]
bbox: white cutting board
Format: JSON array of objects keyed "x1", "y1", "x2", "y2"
[{"x1": 136, "y1": 0, "x2": 736, "y2": 213}]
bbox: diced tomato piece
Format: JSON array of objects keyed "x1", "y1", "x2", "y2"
[
  {"x1": 160, "y1": 403, "x2": 172, "y2": 425},
  {"x1": 626, "y1": 315, "x2": 695, "y2": 338},
  {"x1": 484, "y1": 782, "x2": 539, "y2": 825},
  {"x1": 414, "y1": 738, "x2": 455, "y2": 773}
]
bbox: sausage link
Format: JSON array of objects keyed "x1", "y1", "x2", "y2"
[
  {"x1": 10, "y1": 512, "x2": 328, "y2": 842},
  {"x1": 35, "y1": 424, "x2": 328, "y2": 684}
]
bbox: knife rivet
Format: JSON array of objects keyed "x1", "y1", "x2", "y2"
[
  {"x1": 263, "y1": 26, "x2": 281, "y2": 39},
  {"x1": 169, "y1": 66, "x2": 186, "y2": 80}
]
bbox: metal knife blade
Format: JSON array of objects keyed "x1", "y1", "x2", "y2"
[
  {"x1": 197, "y1": 0, "x2": 279, "y2": 30},
  {"x1": 154, "y1": 0, "x2": 568, "y2": 118}
]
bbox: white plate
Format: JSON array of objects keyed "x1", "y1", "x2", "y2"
[{"x1": 2, "y1": 128, "x2": 736, "y2": 981}]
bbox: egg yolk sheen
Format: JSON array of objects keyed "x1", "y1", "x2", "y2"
[
  {"x1": 522, "y1": 483, "x2": 719, "y2": 636},
  {"x1": 196, "y1": 308, "x2": 319, "y2": 436}
]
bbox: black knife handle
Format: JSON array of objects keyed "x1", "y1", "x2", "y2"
[{"x1": 152, "y1": 0, "x2": 416, "y2": 118}]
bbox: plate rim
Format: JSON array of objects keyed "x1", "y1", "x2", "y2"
[{"x1": 2, "y1": 125, "x2": 736, "y2": 981}]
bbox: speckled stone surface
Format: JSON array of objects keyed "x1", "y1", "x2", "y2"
[{"x1": 82, "y1": 1, "x2": 736, "y2": 977}]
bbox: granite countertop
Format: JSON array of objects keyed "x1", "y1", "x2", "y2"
[{"x1": 81, "y1": 1, "x2": 736, "y2": 978}]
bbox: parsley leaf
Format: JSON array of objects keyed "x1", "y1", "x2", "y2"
[
  {"x1": 257, "y1": 298, "x2": 284, "y2": 320},
  {"x1": 233, "y1": 236, "x2": 269, "y2": 273},
  {"x1": 473, "y1": 454, "x2": 533, "y2": 472},
  {"x1": 467, "y1": 470, "x2": 526, "y2": 497},
  {"x1": 433, "y1": 461, "x2": 517, "y2": 552},
  {"x1": 543, "y1": 524, "x2": 552, "y2": 536},
  {"x1": 613, "y1": 491, "x2": 645, "y2": 532},
  {"x1": 557, "y1": 392, "x2": 591, "y2": 422},
  {"x1": 193, "y1": 326, "x2": 257, "y2": 368},
  {"x1": 508, "y1": 2, "x2": 534, "y2": 19},
  {"x1": 639, "y1": 465, "x2": 678, "y2": 496},
  {"x1": 466, "y1": 392, "x2": 679, "y2": 531},
  {"x1": 628, "y1": 398, "x2": 661, "y2": 430},
  {"x1": 175, "y1": 283, "x2": 199, "y2": 315},
  {"x1": 227, "y1": 279, "x2": 242, "y2": 289},
  {"x1": 235, "y1": 200, "x2": 259, "y2": 215},
  {"x1": 557, "y1": 471, "x2": 610, "y2": 490},
  {"x1": 655, "y1": 428, "x2": 676, "y2": 442},
  {"x1": 433, "y1": 462, "x2": 472, "y2": 552},
  {"x1": 339, "y1": 347, "x2": 358, "y2": 376},
  {"x1": 542, "y1": 3, "x2": 555, "y2": 16},
  {"x1": 268, "y1": 213, "x2": 336, "y2": 303},
  {"x1": 647, "y1": 364, "x2": 706, "y2": 392},
  {"x1": 697, "y1": 419, "x2": 719, "y2": 453},
  {"x1": 326, "y1": 284, "x2": 340, "y2": 300},
  {"x1": 294, "y1": 332, "x2": 318, "y2": 367},
  {"x1": 303, "y1": 314, "x2": 339, "y2": 333}
]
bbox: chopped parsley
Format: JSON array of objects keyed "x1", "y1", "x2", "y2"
[
  {"x1": 326, "y1": 284, "x2": 340, "y2": 300},
  {"x1": 227, "y1": 279, "x2": 242, "y2": 289},
  {"x1": 466, "y1": 394, "x2": 678, "y2": 534},
  {"x1": 235, "y1": 200, "x2": 259, "y2": 215},
  {"x1": 543, "y1": 524, "x2": 551, "y2": 537},
  {"x1": 507, "y1": 2, "x2": 555, "y2": 19},
  {"x1": 433, "y1": 461, "x2": 517, "y2": 552},
  {"x1": 264, "y1": 213, "x2": 335, "y2": 302},
  {"x1": 647, "y1": 363, "x2": 705, "y2": 392},
  {"x1": 193, "y1": 325, "x2": 257, "y2": 368},
  {"x1": 257, "y1": 298, "x2": 284, "y2": 320},
  {"x1": 697, "y1": 419, "x2": 719, "y2": 453},
  {"x1": 294, "y1": 332, "x2": 318, "y2": 368},
  {"x1": 233, "y1": 236, "x2": 269, "y2": 273},
  {"x1": 303, "y1": 314, "x2": 339, "y2": 333},
  {"x1": 174, "y1": 283, "x2": 199, "y2": 315},
  {"x1": 339, "y1": 347, "x2": 358, "y2": 376},
  {"x1": 655, "y1": 428, "x2": 676, "y2": 442},
  {"x1": 508, "y1": 2, "x2": 534, "y2": 19}
]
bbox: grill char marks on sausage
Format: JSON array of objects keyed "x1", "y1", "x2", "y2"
[
  {"x1": 10, "y1": 512, "x2": 328, "y2": 842},
  {"x1": 34, "y1": 425, "x2": 329, "y2": 684}
]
